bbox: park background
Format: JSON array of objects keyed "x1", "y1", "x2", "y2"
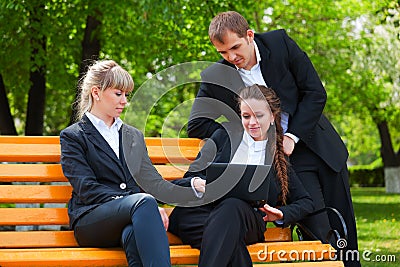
[{"x1": 0, "y1": 0, "x2": 399, "y2": 266}]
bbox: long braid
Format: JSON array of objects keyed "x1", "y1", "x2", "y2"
[
  {"x1": 272, "y1": 110, "x2": 289, "y2": 204},
  {"x1": 238, "y1": 84, "x2": 289, "y2": 204}
]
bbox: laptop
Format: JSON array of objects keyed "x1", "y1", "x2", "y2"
[{"x1": 204, "y1": 163, "x2": 272, "y2": 207}]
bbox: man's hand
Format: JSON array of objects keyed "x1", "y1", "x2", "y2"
[{"x1": 283, "y1": 135, "x2": 295, "y2": 156}]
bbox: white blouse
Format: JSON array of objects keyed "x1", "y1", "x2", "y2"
[{"x1": 231, "y1": 131, "x2": 267, "y2": 165}]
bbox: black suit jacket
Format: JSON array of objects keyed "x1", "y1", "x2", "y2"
[
  {"x1": 60, "y1": 115, "x2": 195, "y2": 228},
  {"x1": 187, "y1": 29, "x2": 348, "y2": 172},
  {"x1": 175, "y1": 125, "x2": 314, "y2": 227}
]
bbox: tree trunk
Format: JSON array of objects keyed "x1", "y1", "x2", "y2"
[
  {"x1": 0, "y1": 74, "x2": 17, "y2": 135},
  {"x1": 384, "y1": 167, "x2": 400, "y2": 194},
  {"x1": 377, "y1": 121, "x2": 400, "y2": 193},
  {"x1": 25, "y1": 65, "x2": 46, "y2": 136},
  {"x1": 69, "y1": 14, "x2": 102, "y2": 125},
  {"x1": 25, "y1": 4, "x2": 46, "y2": 136}
]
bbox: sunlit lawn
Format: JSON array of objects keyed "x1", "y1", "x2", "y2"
[{"x1": 351, "y1": 187, "x2": 399, "y2": 266}]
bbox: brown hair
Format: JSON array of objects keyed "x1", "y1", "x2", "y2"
[
  {"x1": 76, "y1": 60, "x2": 134, "y2": 121},
  {"x1": 208, "y1": 11, "x2": 249, "y2": 44},
  {"x1": 238, "y1": 84, "x2": 289, "y2": 204}
]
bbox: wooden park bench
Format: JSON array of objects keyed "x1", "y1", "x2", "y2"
[{"x1": 0, "y1": 135, "x2": 343, "y2": 266}]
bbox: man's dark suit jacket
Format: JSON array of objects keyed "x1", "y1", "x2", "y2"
[
  {"x1": 174, "y1": 125, "x2": 314, "y2": 227},
  {"x1": 187, "y1": 29, "x2": 348, "y2": 173}
]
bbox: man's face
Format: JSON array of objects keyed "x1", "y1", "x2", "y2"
[{"x1": 212, "y1": 30, "x2": 256, "y2": 70}]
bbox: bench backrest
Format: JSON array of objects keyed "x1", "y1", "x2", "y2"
[{"x1": 0, "y1": 136, "x2": 201, "y2": 182}]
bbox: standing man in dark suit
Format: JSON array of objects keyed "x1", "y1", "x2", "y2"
[{"x1": 187, "y1": 11, "x2": 359, "y2": 267}]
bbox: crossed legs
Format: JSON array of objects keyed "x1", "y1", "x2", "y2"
[{"x1": 74, "y1": 193, "x2": 170, "y2": 267}]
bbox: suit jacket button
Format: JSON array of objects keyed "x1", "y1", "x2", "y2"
[{"x1": 120, "y1": 183, "x2": 127, "y2": 190}]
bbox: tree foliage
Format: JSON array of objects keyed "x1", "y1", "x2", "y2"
[{"x1": 0, "y1": 0, "x2": 398, "y2": 166}]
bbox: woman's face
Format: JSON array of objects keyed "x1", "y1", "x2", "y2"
[
  {"x1": 91, "y1": 87, "x2": 130, "y2": 126},
  {"x1": 240, "y1": 98, "x2": 274, "y2": 141}
]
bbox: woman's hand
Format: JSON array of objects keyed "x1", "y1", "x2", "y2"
[
  {"x1": 259, "y1": 204, "x2": 284, "y2": 222},
  {"x1": 158, "y1": 207, "x2": 169, "y2": 230}
]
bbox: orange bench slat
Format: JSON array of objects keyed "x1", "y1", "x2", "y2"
[
  {"x1": 0, "y1": 164, "x2": 187, "y2": 182},
  {"x1": 0, "y1": 248, "x2": 128, "y2": 267},
  {"x1": 0, "y1": 242, "x2": 336, "y2": 266},
  {"x1": 0, "y1": 136, "x2": 201, "y2": 146},
  {"x1": 0, "y1": 230, "x2": 185, "y2": 248},
  {"x1": 0, "y1": 164, "x2": 66, "y2": 182},
  {"x1": 0, "y1": 208, "x2": 69, "y2": 225},
  {"x1": 144, "y1": 137, "x2": 202, "y2": 147},
  {"x1": 0, "y1": 136, "x2": 202, "y2": 163},
  {"x1": 0, "y1": 136, "x2": 60, "y2": 144},
  {"x1": 0, "y1": 185, "x2": 72, "y2": 203},
  {"x1": 0, "y1": 144, "x2": 198, "y2": 164},
  {"x1": 0, "y1": 144, "x2": 61, "y2": 162}
]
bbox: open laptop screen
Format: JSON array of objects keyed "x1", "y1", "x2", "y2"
[{"x1": 205, "y1": 163, "x2": 272, "y2": 206}]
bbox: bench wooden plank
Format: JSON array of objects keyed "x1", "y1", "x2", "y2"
[
  {"x1": 0, "y1": 208, "x2": 69, "y2": 225},
  {"x1": 0, "y1": 241, "x2": 338, "y2": 266},
  {"x1": 0, "y1": 230, "x2": 289, "y2": 248},
  {"x1": 264, "y1": 227, "x2": 292, "y2": 242},
  {"x1": 0, "y1": 164, "x2": 66, "y2": 182},
  {"x1": 0, "y1": 136, "x2": 60, "y2": 144},
  {"x1": 0, "y1": 227, "x2": 291, "y2": 248},
  {"x1": 0, "y1": 248, "x2": 128, "y2": 267},
  {"x1": 0, "y1": 231, "x2": 185, "y2": 248},
  {"x1": 144, "y1": 137, "x2": 203, "y2": 147},
  {"x1": 0, "y1": 137, "x2": 202, "y2": 163},
  {"x1": 0, "y1": 185, "x2": 72, "y2": 203},
  {"x1": 0, "y1": 143, "x2": 199, "y2": 163},
  {"x1": 146, "y1": 145, "x2": 200, "y2": 163},
  {"x1": 0, "y1": 231, "x2": 79, "y2": 248},
  {"x1": 0, "y1": 144, "x2": 199, "y2": 163},
  {"x1": 0, "y1": 164, "x2": 187, "y2": 182},
  {"x1": 0, "y1": 247, "x2": 200, "y2": 266},
  {"x1": 0, "y1": 136, "x2": 202, "y2": 146},
  {"x1": 0, "y1": 144, "x2": 61, "y2": 162}
]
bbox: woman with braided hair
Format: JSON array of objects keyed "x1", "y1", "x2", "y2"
[{"x1": 168, "y1": 84, "x2": 315, "y2": 267}]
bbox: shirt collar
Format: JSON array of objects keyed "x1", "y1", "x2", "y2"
[
  {"x1": 243, "y1": 131, "x2": 267, "y2": 152},
  {"x1": 86, "y1": 112, "x2": 123, "y2": 131},
  {"x1": 254, "y1": 41, "x2": 262, "y2": 63}
]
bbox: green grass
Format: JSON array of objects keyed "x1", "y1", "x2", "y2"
[{"x1": 352, "y1": 187, "x2": 399, "y2": 266}]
